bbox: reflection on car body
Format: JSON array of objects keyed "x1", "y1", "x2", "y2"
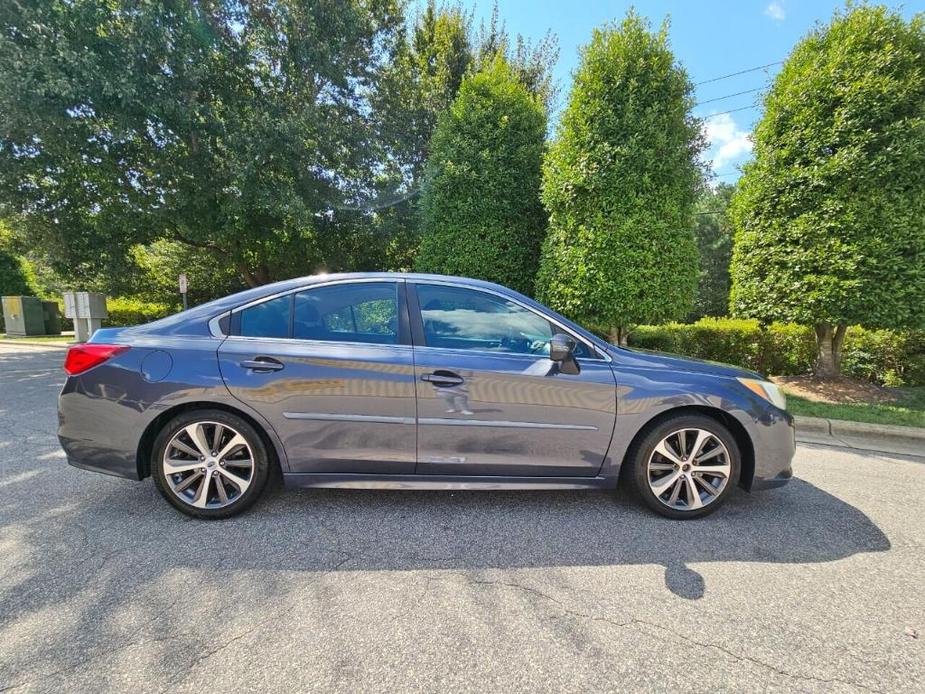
[{"x1": 58, "y1": 273, "x2": 795, "y2": 520}]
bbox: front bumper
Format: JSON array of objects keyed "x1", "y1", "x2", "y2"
[
  {"x1": 751, "y1": 465, "x2": 793, "y2": 490},
  {"x1": 741, "y1": 405, "x2": 796, "y2": 491}
]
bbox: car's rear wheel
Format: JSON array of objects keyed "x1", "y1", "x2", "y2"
[
  {"x1": 627, "y1": 414, "x2": 741, "y2": 519},
  {"x1": 152, "y1": 409, "x2": 271, "y2": 519}
]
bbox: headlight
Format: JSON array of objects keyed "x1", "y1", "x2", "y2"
[{"x1": 737, "y1": 377, "x2": 787, "y2": 410}]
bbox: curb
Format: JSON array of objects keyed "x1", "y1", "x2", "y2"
[
  {"x1": 795, "y1": 415, "x2": 925, "y2": 440},
  {"x1": 0, "y1": 340, "x2": 72, "y2": 349},
  {"x1": 795, "y1": 415, "x2": 925, "y2": 457}
]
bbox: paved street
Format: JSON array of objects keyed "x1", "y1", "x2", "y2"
[{"x1": 0, "y1": 343, "x2": 923, "y2": 693}]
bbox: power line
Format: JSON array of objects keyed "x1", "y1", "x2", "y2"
[
  {"x1": 695, "y1": 87, "x2": 763, "y2": 106},
  {"x1": 701, "y1": 103, "x2": 759, "y2": 119},
  {"x1": 695, "y1": 61, "x2": 783, "y2": 86}
]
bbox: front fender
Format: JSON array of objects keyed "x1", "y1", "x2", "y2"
[{"x1": 602, "y1": 365, "x2": 794, "y2": 486}]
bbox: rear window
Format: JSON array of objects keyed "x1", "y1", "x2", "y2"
[
  {"x1": 239, "y1": 295, "x2": 291, "y2": 338},
  {"x1": 293, "y1": 283, "x2": 398, "y2": 345}
]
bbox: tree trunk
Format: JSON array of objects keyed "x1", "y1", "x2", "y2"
[
  {"x1": 238, "y1": 263, "x2": 259, "y2": 288},
  {"x1": 255, "y1": 264, "x2": 272, "y2": 285},
  {"x1": 814, "y1": 323, "x2": 848, "y2": 379},
  {"x1": 610, "y1": 325, "x2": 631, "y2": 347}
]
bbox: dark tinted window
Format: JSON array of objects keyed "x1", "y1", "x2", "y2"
[
  {"x1": 239, "y1": 295, "x2": 291, "y2": 338},
  {"x1": 293, "y1": 282, "x2": 399, "y2": 345},
  {"x1": 415, "y1": 284, "x2": 591, "y2": 357},
  {"x1": 416, "y1": 284, "x2": 591, "y2": 356}
]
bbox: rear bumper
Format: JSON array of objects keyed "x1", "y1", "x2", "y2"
[
  {"x1": 63, "y1": 449, "x2": 140, "y2": 480},
  {"x1": 58, "y1": 370, "x2": 150, "y2": 481}
]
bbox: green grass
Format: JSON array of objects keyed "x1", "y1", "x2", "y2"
[
  {"x1": 785, "y1": 387, "x2": 925, "y2": 428},
  {"x1": 0, "y1": 333, "x2": 72, "y2": 343}
]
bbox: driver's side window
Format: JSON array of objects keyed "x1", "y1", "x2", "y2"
[{"x1": 415, "y1": 284, "x2": 571, "y2": 356}]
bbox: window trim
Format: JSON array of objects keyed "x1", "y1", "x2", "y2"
[
  {"x1": 407, "y1": 280, "x2": 608, "y2": 362},
  {"x1": 226, "y1": 278, "x2": 410, "y2": 347}
]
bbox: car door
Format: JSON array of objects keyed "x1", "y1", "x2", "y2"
[
  {"x1": 217, "y1": 280, "x2": 417, "y2": 475},
  {"x1": 408, "y1": 282, "x2": 617, "y2": 477}
]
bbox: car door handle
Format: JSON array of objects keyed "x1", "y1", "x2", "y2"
[
  {"x1": 240, "y1": 357, "x2": 284, "y2": 372},
  {"x1": 422, "y1": 371, "x2": 464, "y2": 386}
]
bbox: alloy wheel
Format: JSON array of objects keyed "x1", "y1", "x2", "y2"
[
  {"x1": 647, "y1": 428, "x2": 731, "y2": 511},
  {"x1": 163, "y1": 421, "x2": 254, "y2": 510}
]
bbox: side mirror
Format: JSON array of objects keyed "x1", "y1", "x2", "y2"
[{"x1": 549, "y1": 333, "x2": 580, "y2": 375}]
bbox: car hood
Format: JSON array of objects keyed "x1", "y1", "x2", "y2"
[{"x1": 608, "y1": 346, "x2": 765, "y2": 381}]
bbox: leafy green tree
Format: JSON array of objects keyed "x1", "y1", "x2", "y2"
[
  {"x1": 690, "y1": 183, "x2": 734, "y2": 319},
  {"x1": 370, "y1": 1, "x2": 474, "y2": 271},
  {"x1": 730, "y1": 6, "x2": 925, "y2": 377},
  {"x1": 415, "y1": 58, "x2": 547, "y2": 295},
  {"x1": 128, "y1": 240, "x2": 243, "y2": 307},
  {"x1": 536, "y1": 13, "x2": 703, "y2": 343},
  {"x1": 0, "y1": 221, "x2": 33, "y2": 293},
  {"x1": 374, "y1": 1, "x2": 558, "y2": 271},
  {"x1": 377, "y1": 1, "x2": 474, "y2": 185},
  {"x1": 0, "y1": 221, "x2": 36, "y2": 332},
  {"x1": 473, "y1": 3, "x2": 559, "y2": 112},
  {"x1": 0, "y1": 0, "x2": 404, "y2": 287}
]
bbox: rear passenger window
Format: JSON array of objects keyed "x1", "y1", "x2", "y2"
[
  {"x1": 239, "y1": 295, "x2": 291, "y2": 338},
  {"x1": 293, "y1": 283, "x2": 399, "y2": 345}
]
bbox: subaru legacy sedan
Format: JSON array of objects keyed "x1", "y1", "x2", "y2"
[{"x1": 58, "y1": 273, "x2": 794, "y2": 520}]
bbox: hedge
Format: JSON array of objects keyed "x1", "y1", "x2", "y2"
[
  {"x1": 628, "y1": 318, "x2": 925, "y2": 386},
  {"x1": 103, "y1": 297, "x2": 175, "y2": 327}
]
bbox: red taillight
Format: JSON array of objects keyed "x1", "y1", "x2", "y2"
[{"x1": 64, "y1": 344, "x2": 130, "y2": 375}]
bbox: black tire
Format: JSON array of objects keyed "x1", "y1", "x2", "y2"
[
  {"x1": 626, "y1": 414, "x2": 741, "y2": 520},
  {"x1": 151, "y1": 409, "x2": 271, "y2": 519}
]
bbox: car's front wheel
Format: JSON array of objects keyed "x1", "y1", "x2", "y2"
[
  {"x1": 152, "y1": 409, "x2": 271, "y2": 519},
  {"x1": 627, "y1": 414, "x2": 741, "y2": 519}
]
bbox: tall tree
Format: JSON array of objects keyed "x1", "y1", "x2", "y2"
[
  {"x1": 370, "y1": 1, "x2": 474, "y2": 271},
  {"x1": 474, "y1": 2, "x2": 559, "y2": 112},
  {"x1": 374, "y1": 1, "x2": 557, "y2": 272},
  {"x1": 0, "y1": 0, "x2": 403, "y2": 287},
  {"x1": 730, "y1": 6, "x2": 925, "y2": 377},
  {"x1": 416, "y1": 58, "x2": 547, "y2": 295},
  {"x1": 536, "y1": 13, "x2": 703, "y2": 343},
  {"x1": 690, "y1": 183, "x2": 734, "y2": 319},
  {"x1": 0, "y1": 222, "x2": 34, "y2": 297}
]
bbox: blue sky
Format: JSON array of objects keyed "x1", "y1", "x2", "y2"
[{"x1": 416, "y1": 1, "x2": 924, "y2": 181}]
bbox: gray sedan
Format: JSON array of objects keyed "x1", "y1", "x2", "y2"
[{"x1": 58, "y1": 273, "x2": 795, "y2": 519}]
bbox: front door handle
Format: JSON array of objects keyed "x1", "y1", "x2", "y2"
[
  {"x1": 240, "y1": 357, "x2": 284, "y2": 373},
  {"x1": 422, "y1": 370, "x2": 464, "y2": 387}
]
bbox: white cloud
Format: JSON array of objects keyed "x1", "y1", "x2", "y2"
[
  {"x1": 703, "y1": 113, "x2": 753, "y2": 171},
  {"x1": 765, "y1": 1, "x2": 786, "y2": 21}
]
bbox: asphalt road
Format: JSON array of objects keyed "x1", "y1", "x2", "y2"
[{"x1": 1, "y1": 343, "x2": 923, "y2": 693}]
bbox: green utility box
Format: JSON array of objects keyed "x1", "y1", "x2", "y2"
[
  {"x1": 2, "y1": 296, "x2": 46, "y2": 336},
  {"x1": 41, "y1": 301, "x2": 62, "y2": 335}
]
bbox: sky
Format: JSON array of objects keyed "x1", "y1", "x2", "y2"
[{"x1": 419, "y1": 0, "x2": 924, "y2": 182}]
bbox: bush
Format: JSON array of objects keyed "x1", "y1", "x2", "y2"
[
  {"x1": 416, "y1": 57, "x2": 548, "y2": 296},
  {"x1": 536, "y1": 13, "x2": 702, "y2": 338},
  {"x1": 104, "y1": 297, "x2": 175, "y2": 327},
  {"x1": 628, "y1": 318, "x2": 925, "y2": 386},
  {"x1": 841, "y1": 328, "x2": 925, "y2": 387}
]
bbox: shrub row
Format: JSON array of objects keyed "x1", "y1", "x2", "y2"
[
  {"x1": 628, "y1": 318, "x2": 925, "y2": 386},
  {"x1": 103, "y1": 297, "x2": 175, "y2": 327}
]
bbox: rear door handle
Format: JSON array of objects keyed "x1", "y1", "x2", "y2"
[
  {"x1": 240, "y1": 357, "x2": 284, "y2": 373},
  {"x1": 422, "y1": 370, "x2": 464, "y2": 387}
]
